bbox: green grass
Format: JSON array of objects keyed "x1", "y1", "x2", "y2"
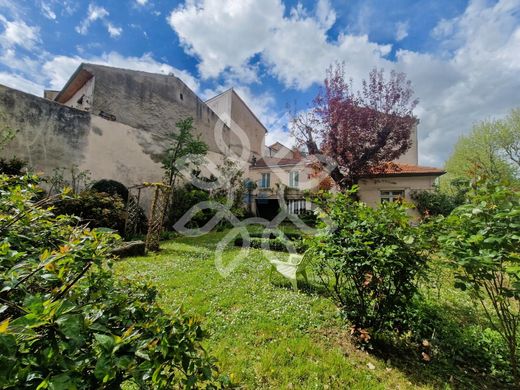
[
  {"x1": 115, "y1": 231, "x2": 423, "y2": 389},
  {"x1": 114, "y1": 230, "x2": 502, "y2": 389}
]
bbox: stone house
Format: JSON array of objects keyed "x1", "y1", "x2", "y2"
[{"x1": 0, "y1": 63, "x2": 443, "y2": 218}]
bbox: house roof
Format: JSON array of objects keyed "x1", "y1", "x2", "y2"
[
  {"x1": 363, "y1": 162, "x2": 446, "y2": 177},
  {"x1": 269, "y1": 141, "x2": 288, "y2": 149},
  {"x1": 54, "y1": 64, "x2": 93, "y2": 104}
]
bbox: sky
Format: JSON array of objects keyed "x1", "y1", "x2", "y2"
[{"x1": 0, "y1": 0, "x2": 519, "y2": 167}]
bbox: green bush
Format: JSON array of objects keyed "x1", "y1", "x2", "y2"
[
  {"x1": 411, "y1": 190, "x2": 464, "y2": 217},
  {"x1": 307, "y1": 188, "x2": 426, "y2": 334},
  {"x1": 297, "y1": 210, "x2": 318, "y2": 227},
  {"x1": 439, "y1": 181, "x2": 520, "y2": 384},
  {"x1": 234, "y1": 236, "x2": 305, "y2": 253},
  {"x1": 52, "y1": 190, "x2": 127, "y2": 234},
  {"x1": 406, "y1": 300, "x2": 512, "y2": 384},
  {"x1": 0, "y1": 174, "x2": 228, "y2": 389},
  {"x1": 91, "y1": 179, "x2": 129, "y2": 202},
  {"x1": 0, "y1": 156, "x2": 26, "y2": 176},
  {"x1": 247, "y1": 231, "x2": 302, "y2": 241},
  {"x1": 166, "y1": 184, "x2": 214, "y2": 229}
]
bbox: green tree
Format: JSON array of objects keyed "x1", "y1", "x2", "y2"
[
  {"x1": 496, "y1": 108, "x2": 520, "y2": 171},
  {"x1": 443, "y1": 109, "x2": 520, "y2": 191},
  {"x1": 162, "y1": 117, "x2": 208, "y2": 189},
  {"x1": 213, "y1": 157, "x2": 246, "y2": 217}
]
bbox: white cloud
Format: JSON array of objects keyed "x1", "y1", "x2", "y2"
[
  {"x1": 395, "y1": 21, "x2": 409, "y2": 41},
  {"x1": 265, "y1": 127, "x2": 295, "y2": 149},
  {"x1": 0, "y1": 48, "x2": 41, "y2": 75},
  {"x1": 76, "y1": 4, "x2": 108, "y2": 35},
  {"x1": 402, "y1": 0, "x2": 520, "y2": 166},
  {"x1": 0, "y1": 0, "x2": 21, "y2": 17},
  {"x1": 107, "y1": 23, "x2": 122, "y2": 38},
  {"x1": 75, "y1": 4, "x2": 123, "y2": 39},
  {"x1": 315, "y1": 0, "x2": 336, "y2": 30},
  {"x1": 135, "y1": 0, "x2": 148, "y2": 5},
  {"x1": 0, "y1": 16, "x2": 40, "y2": 50},
  {"x1": 169, "y1": 0, "x2": 520, "y2": 167},
  {"x1": 168, "y1": 0, "x2": 391, "y2": 89},
  {"x1": 42, "y1": 52, "x2": 200, "y2": 93},
  {"x1": 0, "y1": 72, "x2": 44, "y2": 96},
  {"x1": 41, "y1": 2, "x2": 57, "y2": 20},
  {"x1": 168, "y1": 0, "x2": 284, "y2": 79},
  {"x1": 76, "y1": 3, "x2": 123, "y2": 38}
]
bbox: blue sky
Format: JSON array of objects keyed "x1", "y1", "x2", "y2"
[{"x1": 0, "y1": 0, "x2": 519, "y2": 166}]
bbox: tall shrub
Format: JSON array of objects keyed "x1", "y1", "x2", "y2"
[
  {"x1": 0, "y1": 174, "x2": 228, "y2": 388},
  {"x1": 307, "y1": 189, "x2": 426, "y2": 334},
  {"x1": 439, "y1": 181, "x2": 520, "y2": 385}
]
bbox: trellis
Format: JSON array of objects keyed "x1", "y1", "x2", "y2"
[
  {"x1": 124, "y1": 185, "x2": 143, "y2": 238},
  {"x1": 125, "y1": 182, "x2": 171, "y2": 252}
]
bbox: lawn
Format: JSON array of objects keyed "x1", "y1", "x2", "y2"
[{"x1": 114, "y1": 230, "x2": 500, "y2": 389}]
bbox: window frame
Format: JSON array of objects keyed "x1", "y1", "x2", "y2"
[
  {"x1": 289, "y1": 171, "x2": 299, "y2": 188},
  {"x1": 260, "y1": 172, "x2": 271, "y2": 188},
  {"x1": 380, "y1": 189, "x2": 405, "y2": 203}
]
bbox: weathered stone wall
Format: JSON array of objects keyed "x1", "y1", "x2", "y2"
[
  {"x1": 83, "y1": 64, "x2": 230, "y2": 156},
  {"x1": 229, "y1": 90, "x2": 265, "y2": 159},
  {"x1": 0, "y1": 84, "x2": 91, "y2": 170},
  {"x1": 0, "y1": 84, "x2": 165, "y2": 186},
  {"x1": 0, "y1": 83, "x2": 238, "y2": 213}
]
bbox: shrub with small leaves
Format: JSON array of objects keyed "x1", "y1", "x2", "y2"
[
  {"x1": 439, "y1": 181, "x2": 520, "y2": 385},
  {"x1": 411, "y1": 183, "x2": 467, "y2": 217},
  {"x1": 0, "y1": 174, "x2": 229, "y2": 389},
  {"x1": 307, "y1": 188, "x2": 427, "y2": 334},
  {"x1": 52, "y1": 190, "x2": 127, "y2": 234}
]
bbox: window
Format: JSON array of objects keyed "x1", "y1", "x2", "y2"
[
  {"x1": 289, "y1": 171, "x2": 299, "y2": 188},
  {"x1": 260, "y1": 173, "x2": 270, "y2": 188},
  {"x1": 380, "y1": 190, "x2": 405, "y2": 203}
]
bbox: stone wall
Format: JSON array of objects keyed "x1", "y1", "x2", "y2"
[
  {"x1": 0, "y1": 82, "x2": 240, "y2": 213},
  {"x1": 0, "y1": 83, "x2": 166, "y2": 187},
  {"x1": 82, "y1": 64, "x2": 230, "y2": 156},
  {"x1": 0, "y1": 84, "x2": 91, "y2": 170}
]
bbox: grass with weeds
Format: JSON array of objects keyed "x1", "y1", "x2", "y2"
[{"x1": 115, "y1": 229, "x2": 507, "y2": 389}]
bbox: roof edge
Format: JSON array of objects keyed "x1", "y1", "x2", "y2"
[{"x1": 55, "y1": 63, "x2": 93, "y2": 103}]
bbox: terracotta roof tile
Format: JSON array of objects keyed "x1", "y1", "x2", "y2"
[{"x1": 364, "y1": 162, "x2": 446, "y2": 177}]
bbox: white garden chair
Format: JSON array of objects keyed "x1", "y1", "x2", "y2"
[{"x1": 269, "y1": 251, "x2": 310, "y2": 291}]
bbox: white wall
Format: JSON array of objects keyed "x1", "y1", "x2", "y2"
[{"x1": 63, "y1": 77, "x2": 94, "y2": 112}]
